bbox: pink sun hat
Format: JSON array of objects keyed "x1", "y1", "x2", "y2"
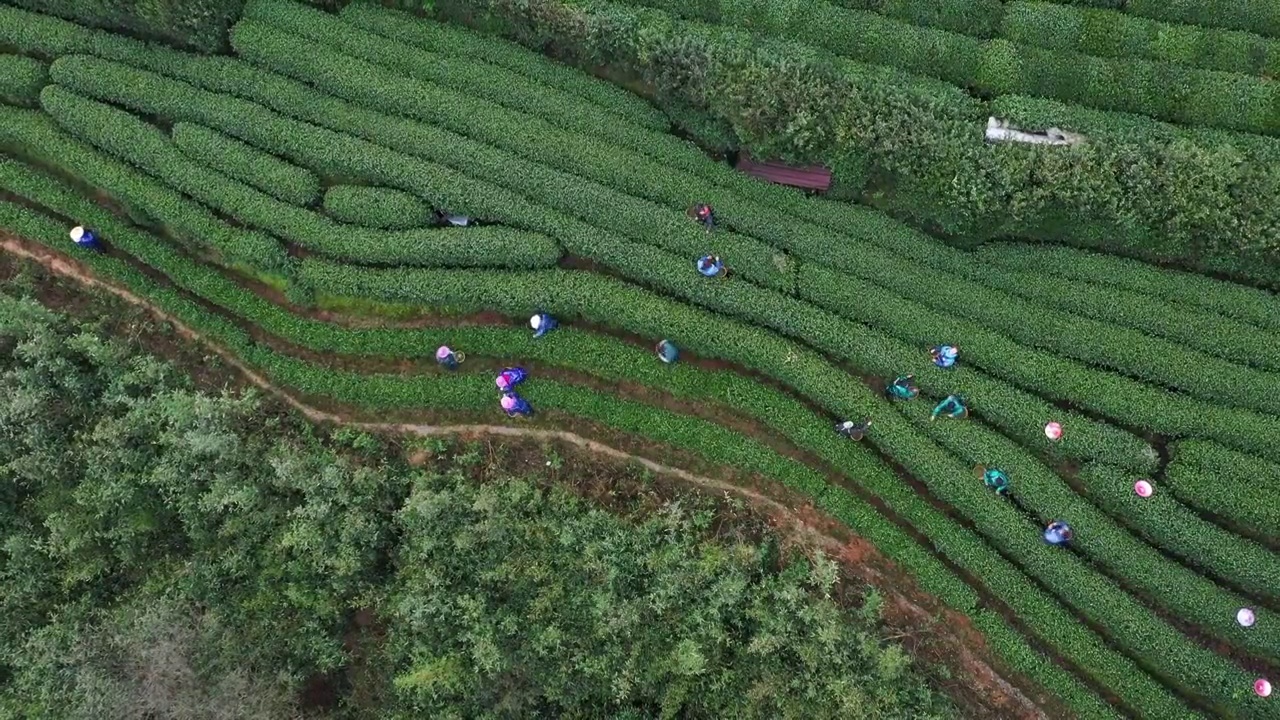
[
  {"x1": 1044, "y1": 421, "x2": 1063, "y2": 441},
  {"x1": 500, "y1": 395, "x2": 517, "y2": 411},
  {"x1": 1238, "y1": 607, "x2": 1257, "y2": 628},
  {"x1": 436, "y1": 345, "x2": 452, "y2": 360},
  {"x1": 1256, "y1": 678, "x2": 1272, "y2": 697},
  {"x1": 496, "y1": 374, "x2": 511, "y2": 391},
  {"x1": 1134, "y1": 480, "x2": 1153, "y2": 498}
]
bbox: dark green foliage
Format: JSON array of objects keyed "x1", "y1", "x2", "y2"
[
  {"x1": 1125, "y1": 0, "x2": 1280, "y2": 42},
  {"x1": 1001, "y1": 2, "x2": 1280, "y2": 78},
  {"x1": 0, "y1": 54, "x2": 47, "y2": 107},
  {"x1": 443, "y1": 0, "x2": 1280, "y2": 286},
  {"x1": 1, "y1": 0, "x2": 245, "y2": 52},
  {"x1": 37, "y1": 81, "x2": 562, "y2": 269},
  {"x1": 172, "y1": 122, "x2": 321, "y2": 207},
  {"x1": 323, "y1": 185, "x2": 435, "y2": 230},
  {"x1": 0, "y1": 283, "x2": 958, "y2": 719}
]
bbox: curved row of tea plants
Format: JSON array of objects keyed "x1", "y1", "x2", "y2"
[
  {"x1": 0, "y1": 178, "x2": 1130, "y2": 720},
  {"x1": 47, "y1": 41, "x2": 1280, "y2": 474}
]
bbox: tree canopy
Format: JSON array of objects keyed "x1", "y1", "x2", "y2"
[{"x1": 0, "y1": 288, "x2": 956, "y2": 719}]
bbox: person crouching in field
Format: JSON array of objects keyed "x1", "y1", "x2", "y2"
[{"x1": 501, "y1": 392, "x2": 533, "y2": 418}]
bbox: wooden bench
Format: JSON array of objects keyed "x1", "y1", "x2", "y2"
[{"x1": 734, "y1": 152, "x2": 832, "y2": 192}]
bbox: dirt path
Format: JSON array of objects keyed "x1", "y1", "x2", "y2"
[{"x1": 0, "y1": 237, "x2": 1051, "y2": 720}]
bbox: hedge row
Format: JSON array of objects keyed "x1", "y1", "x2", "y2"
[
  {"x1": 1166, "y1": 441, "x2": 1280, "y2": 541},
  {"x1": 1001, "y1": 1, "x2": 1280, "y2": 78},
  {"x1": 0, "y1": 108, "x2": 289, "y2": 277},
  {"x1": 121, "y1": 33, "x2": 1170, "y2": 471},
  {"x1": 39, "y1": 82, "x2": 564, "y2": 271},
  {"x1": 228, "y1": 19, "x2": 795, "y2": 291},
  {"x1": 332, "y1": 4, "x2": 667, "y2": 130},
  {"x1": 322, "y1": 185, "x2": 434, "y2": 231},
  {"x1": 268, "y1": 4, "x2": 1280, "y2": 382},
  {"x1": 0, "y1": 54, "x2": 47, "y2": 108},
  {"x1": 224, "y1": 8, "x2": 1280, "y2": 467},
  {"x1": 616, "y1": 0, "x2": 1280, "y2": 136},
  {"x1": 0, "y1": 0, "x2": 243, "y2": 53},
  {"x1": 832, "y1": 0, "x2": 1002, "y2": 38},
  {"x1": 47, "y1": 54, "x2": 793, "y2": 292},
  {"x1": 243, "y1": 0, "x2": 671, "y2": 143},
  {"x1": 296, "y1": 259, "x2": 1266, "y2": 715},
  {"x1": 171, "y1": 122, "x2": 321, "y2": 207},
  {"x1": 1075, "y1": 463, "x2": 1280, "y2": 604},
  {"x1": 442, "y1": 0, "x2": 1280, "y2": 285},
  {"x1": 1122, "y1": 0, "x2": 1280, "y2": 43},
  {"x1": 798, "y1": 264, "x2": 1280, "y2": 467},
  {"x1": 232, "y1": 18, "x2": 1280, "y2": 458},
  {"x1": 880, "y1": 367, "x2": 1280, "y2": 650},
  {"x1": 0, "y1": 178, "x2": 1125, "y2": 720},
  {"x1": 973, "y1": 243, "x2": 1280, "y2": 333},
  {"x1": 336, "y1": 1, "x2": 992, "y2": 190},
  {"x1": 952, "y1": 260, "x2": 1280, "y2": 374}
]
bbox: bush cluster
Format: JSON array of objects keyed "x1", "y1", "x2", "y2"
[
  {"x1": 171, "y1": 122, "x2": 320, "y2": 207},
  {"x1": 1166, "y1": 441, "x2": 1280, "y2": 541},
  {"x1": 322, "y1": 185, "x2": 434, "y2": 230},
  {"x1": 441, "y1": 0, "x2": 1280, "y2": 286},
  {"x1": 1001, "y1": 1, "x2": 1280, "y2": 78},
  {"x1": 0, "y1": 54, "x2": 47, "y2": 107},
  {"x1": 0, "y1": 170, "x2": 1124, "y2": 720}
]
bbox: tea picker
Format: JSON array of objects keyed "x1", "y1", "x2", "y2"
[
  {"x1": 1043, "y1": 520, "x2": 1073, "y2": 546},
  {"x1": 656, "y1": 339, "x2": 679, "y2": 364},
  {"x1": 501, "y1": 392, "x2": 533, "y2": 418},
  {"x1": 436, "y1": 345, "x2": 464, "y2": 370},
  {"x1": 978, "y1": 466, "x2": 1010, "y2": 495},
  {"x1": 530, "y1": 312, "x2": 558, "y2": 338},
  {"x1": 931, "y1": 395, "x2": 968, "y2": 420},
  {"x1": 696, "y1": 255, "x2": 727, "y2": 278},
  {"x1": 495, "y1": 367, "x2": 528, "y2": 392},
  {"x1": 689, "y1": 203, "x2": 716, "y2": 232},
  {"x1": 835, "y1": 418, "x2": 872, "y2": 441},
  {"x1": 69, "y1": 225, "x2": 102, "y2": 252},
  {"x1": 931, "y1": 345, "x2": 959, "y2": 369},
  {"x1": 886, "y1": 374, "x2": 919, "y2": 400}
]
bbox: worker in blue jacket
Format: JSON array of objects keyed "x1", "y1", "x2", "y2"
[
  {"x1": 530, "y1": 313, "x2": 558, "y2": 338},
  {"x1": 696, "y1": 255, "x2": 726, "y2": 278},
  {"x1": 69, "y1": 225, "x2": 102, "y2": 252}
]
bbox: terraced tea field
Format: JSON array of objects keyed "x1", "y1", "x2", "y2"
[{"x1": 1, "y1": 1, "x2": 1278, "y2": 717}]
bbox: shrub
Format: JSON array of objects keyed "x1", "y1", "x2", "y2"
[
  {"x1": 830, "y1": 0, "x2": 1004, "y2": 39},
  {"x1": 0, "y1": 54, "x2": 47, "y2": 107},
  {"x1": 295, "y1": 260, "x2": 1259, "y2": 715},
  {"x1": 172, "y1": 123, "x2": 320, "y2": 207},
  {"x1": 972, "y1": 243, "x2": 1280, "y2": 333},
  {"x1": 1002, "y1": 2, "x2": 1280, "y2": 78},
  {"x1": 1, "y1": 0, "x2": 244, "y2": 53},
  {"x1": 440, "y1": 0, "x2": 1280, "y2": 286},
  {"x1": 322, "y1": 185, "x2": 434, "y2": 230},
  {"x1": 50, "y1": 50, "x2": 794, "y2": 291},
  {"x1": 1076, "y1": 463, "x2": 1280, "y2": 603},
  {"x1": 0, "y1": 165, "x2": 1195, "y2": 719},
  {"x1": 1124, "y1": 0, "x2": 1280, "y2": 43},
  {"x1": 0, "y1": 107, "x2": 289, "y2": 276},
  {"x1": 39, "y1": 81, "x2": 563, "y2": 270},
  {"x1": 1166, "y1": 441, "x2": 1280, "y2": 541},
  {"x1": 229, "y1": 5, "x2": 1280, "y2": 464},
  {"x1": 0, "y1": 183, "x2": 1131, "y2": 717},
  {"x1": 331, "y1": 4, "x2": 668, "y2": 130}
]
